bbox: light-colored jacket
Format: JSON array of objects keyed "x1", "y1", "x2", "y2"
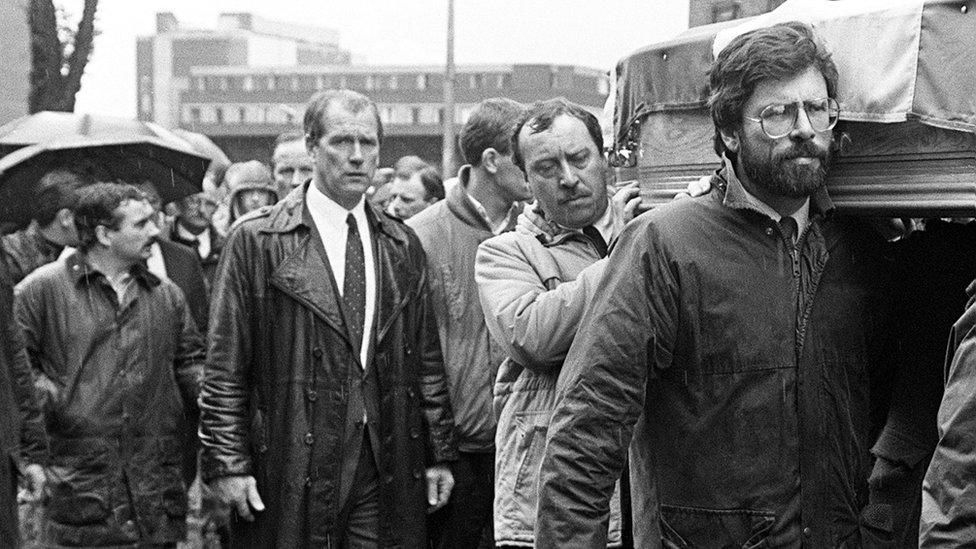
[{"x1": 476, "y1": 203, "x2": 623, "y2": 547}]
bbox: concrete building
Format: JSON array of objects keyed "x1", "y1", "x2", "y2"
[
  {"x1": 0, "y1": 0, "x2": 31, "y2": 125},
  {"x1": 138, "y1": 13, "x2": 609, "y2": 167},
  {"x1": 688, "y1": 0, "x2": 785, "y2": 27}
]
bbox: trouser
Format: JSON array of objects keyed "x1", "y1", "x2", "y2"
[
  {"x1": 1, "y1": 455, "x2": 17, "y2": 548},
  {"x1": 426, "y1": 451, "x2": 494, "y2": 549},
  {"x1": 335, "y1": 433, "x2": 380, "y2": 549}
]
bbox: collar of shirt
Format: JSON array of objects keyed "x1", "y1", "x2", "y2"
[
  {"x1": 145, "y1": 241, "x2": 168, "y2": 280},
  {"x1": 305, "y1": 182, "x2": 375, "y2": 371},
  {"x1": 176, "y1": 223, "x2": 212, "y2": 259},
  {"x1": 722, "y1": 163, "x2": 811, "y2": 241},
  {"x1": 465, "y1": 192, "x2": 518, "y2": 236},
  {"x1": 573, "y1": 197, "x2": 614, "y2": 244}
]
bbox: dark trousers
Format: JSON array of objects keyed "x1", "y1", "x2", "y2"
[
  {"x1": 0, "y1": 455, "x2": 17, "y2": 548},
  {"x1": 336, "y1": 434, "x2": 380, "y2": 549},
  {"x1": 427, "y1": 451, "x2": 494, "y2": 549}
]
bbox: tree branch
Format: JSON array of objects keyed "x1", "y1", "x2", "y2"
[{"x1": 62, "y1": 0, "x2": 98, "y2": 111}]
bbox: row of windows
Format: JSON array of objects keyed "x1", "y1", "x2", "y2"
[
  {"x1": 181, "y1": 103, "x2": 478, "y2": 126},
  {"x1": 187, "y1": 71, "x2": 612, "y2": 94},
  {"x1": 192, "y1": 72, "x2": 511, "y2": 93}
]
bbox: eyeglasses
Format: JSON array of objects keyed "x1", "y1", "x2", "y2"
[{"x1": 745, "y1": 97, "x2": 840, "y2": 139}]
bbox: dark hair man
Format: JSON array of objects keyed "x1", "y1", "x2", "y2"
[
  {"x1": 271, "y1": 130, "x2": 314, "y2": 200},
  {"x1": 534, "y1": 22, "x2": 894, "y2": 548},
  {"x1": 475, "y1": 97, "x2": 640, "y2": 548},
  {"x1": 406, "y1": 97, "x2": 532, "y2": 548},
  {"x1": 14, "y1": 182, "x2": 204, "y2": 547},
  {"x1": 1, "y1": 169, "x2": 86, "y2": 284},
  {"x1": 385, "y1": 156, "x2": 439, "y2": 220},
  {"x1": 199, "y1": 89, "x2": 458, "y2": 548},
  {"x1": 169, "y1": 191, "x2": 224, "y2": 292}
]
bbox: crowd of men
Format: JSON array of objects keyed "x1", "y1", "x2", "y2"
[{"x1": 1, "y1": 20, "x2": 976, "y2": 548}]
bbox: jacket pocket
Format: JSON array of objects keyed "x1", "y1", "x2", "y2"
[
  {"x1": 44, "y1": 456, "x2": 113, "y2": 526},
  {"x1": 660, "y1": 505, "x2": 776, "y2": 549},
  {"x1": 508, "y1": 410, "x2": 552, "y2": 523}
]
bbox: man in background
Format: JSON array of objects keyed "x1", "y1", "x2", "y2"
[
  {"x1": 388, "y1": 165, "x2": 444, "y2": 220},
  {"x1": 271, "y1": 130, "x2": 314, "y2": 200},
  {"x1": 408, "y1": 97, "x2": 531, "y2": 548}
]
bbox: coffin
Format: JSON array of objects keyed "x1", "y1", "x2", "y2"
[{"x1": 611, "y1": 0, "x2": 976, "y2": 216}]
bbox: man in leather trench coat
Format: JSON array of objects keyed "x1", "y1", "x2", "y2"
[{"x1": 199, "y1": 89, "x2": 458, "y2": 548}]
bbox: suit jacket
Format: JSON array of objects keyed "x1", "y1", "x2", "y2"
[{"x1": 157, "y1": 239, "x2": 210, "y2": 334}]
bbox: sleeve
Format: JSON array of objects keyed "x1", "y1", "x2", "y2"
[
  {"x1": 415, "y1": 259, "x2": 459, "y2": 465},
  {"x1": 475, "y1": 235, "x2": 608, "y2": 373},
  {"x1": 198, "y1": 227, "x2": 255, "y2": 481},
  {"x1": 534, "y1": 218, "x2": 680, "y2": 548},
  {"x1": 6, "y1": 281, "x2": 47, "y2": 465},
  {"x1": 919, "y1": 316, "x2": 976, "y2": 547},
  {"x1": 172, "y1": 289, "x2": 205, "y2": 415}
]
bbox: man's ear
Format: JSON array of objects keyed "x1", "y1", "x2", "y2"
[
  {"x1": 481, "y1": 148, "x2": 499, "y2": 174},
  {"x1": 719, "y1": 127, "x2": 740, "y2": 155},
  {"x1": 94, "y1": 224, "x2": 112, "y2": 248},
  {"x1": 56, "y1": 208, "x2": 74, "y2": 229}
]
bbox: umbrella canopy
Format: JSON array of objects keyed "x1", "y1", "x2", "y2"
[{"x1": 0, "y1": 134, "x2": 209, "y2": 229}]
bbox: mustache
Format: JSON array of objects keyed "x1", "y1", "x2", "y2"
[{"x1": 779, "y1": 141, "x2": 829, "y2": 160}]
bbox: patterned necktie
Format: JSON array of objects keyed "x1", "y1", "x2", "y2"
[
  {"x1": 779, "y1": 216, "x2": 798, "y2": 249},
  {"x1": 344, "y1": 213, "x2": 366, "y2": 348},
  {"x1": 582, "y1": 225, "x2": 609, "y2": 258}
]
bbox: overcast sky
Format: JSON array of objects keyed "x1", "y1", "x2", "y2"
[{"x1": 65, "y1": 0, "x2": 690, "y2": 118}]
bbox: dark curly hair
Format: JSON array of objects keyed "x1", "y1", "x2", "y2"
[
  {"x1": 708, "y1": 21, "x2": 839, "y2": 158},
  {"x1": 511, "y1": 97, "x2": 603, "y2": 173}
]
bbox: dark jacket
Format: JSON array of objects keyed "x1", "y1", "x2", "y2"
[
  {"x1": 0, "y1": 244, "x2": 47, "y2": 547},
  {"x1": 407, "y1": 170, "x2": 519, "y2": 453},
  {"x1": 535, "y1": 166, "x2": 892, "y2": 548},
  {"x1": 0, "y1": 221, "x2": 65, "y2": 284},
  {"x1": 14, "y1": 252, "x2": 204, "y2": 546},
  {"x1": 158, "y1": 238, "x2": 210, "y2": 333},
  {"x1": 199, "y1": 183, "x2": 459, "y2": 548},
  {"x1": 169, "y1": 222, "x2": 224, "y2": 292}
]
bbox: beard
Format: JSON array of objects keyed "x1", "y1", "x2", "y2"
[{"x1": 739, "y1": 137, "x2": 832, "y2": 199}]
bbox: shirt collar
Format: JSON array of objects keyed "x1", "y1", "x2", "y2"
[
  {"x1": 719, "y1": 157, "x2": 827, "y2": 230},
  {"x1": 588, "y1": 198, "x2": 614, "y2": 244},
  {"x1": 67, "y1": 251, "x2": 160, "y2": 288},
  {"x1": 306, "y1": 180, "x2": 368, "y2": 230}
]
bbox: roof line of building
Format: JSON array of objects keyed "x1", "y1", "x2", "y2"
[{"x1": 188, "y1": 64, "x2": 607, "y2": 77}]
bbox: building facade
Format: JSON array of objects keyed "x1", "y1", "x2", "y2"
[
  {"x1": 688, "y1": 0, "x2": 785, "y2": 27},
  {"x1": 0, "y1": 0, "x2": 31, "y2": 125},
  {"x1": 137, "y1": 13, "x2": 609, "y2": 168}
]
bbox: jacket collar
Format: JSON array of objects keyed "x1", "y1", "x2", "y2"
[
  {"x1": 446, "y1": 165, "x2": 520, "y2": 233},
  {"x1": 67, "y1": 250, "x2": 161, "y2": 289},
  {"x1": 260, "y1": 180, "x2": 409, "y2": 245},
  {"x1": 516, "y1": 192, "x2": 620, "y2": 248},
  {"x1": 715, "y1": 155, "x2": 835, "y2": 220}
]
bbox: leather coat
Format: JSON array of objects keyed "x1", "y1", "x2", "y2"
[{"x1": 199, "y1": 183, "x2": 458, "y2": 548}]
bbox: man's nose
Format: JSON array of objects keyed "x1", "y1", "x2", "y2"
[
  {"x1": 558, "y1": 157, "x2": 580, "y2": 188},
  {"x1": 790, "y1": 106, "x2": 816, "y2": 140},
  {"x1": 291, "y1": 171, "x2": 304, "y2": 188},
  {"x1": 350, "y1": 140, "x2": 364, "y2": 163}
]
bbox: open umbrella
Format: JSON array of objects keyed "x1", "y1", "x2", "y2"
[{"x1": 0, "y1": 133, "x2": 209, "y2": 229}]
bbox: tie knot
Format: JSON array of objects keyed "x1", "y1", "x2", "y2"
[
  {"x1": 779, "y1": 216, "x2": 798, "y2": 244},
  {"x1": 347, "y1": 212, "x2": 358, "y2": 231}
]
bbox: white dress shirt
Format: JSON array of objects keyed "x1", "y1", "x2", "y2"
[
  {"x1": 175, "y1": 223, "x2": 212, "y2": 259},
  {"x1": 306, "y1": 183, "x2": 376, "y2": 369},
  {"x1": 738, "y1": 187, "x2": 811, "y2": 243}
]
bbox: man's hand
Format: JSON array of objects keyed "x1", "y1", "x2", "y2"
[
  {"x1": 211, "y1": 475, "x2": 265, "y2": 521},
  {"x1": 425, "y1": 464, "x2": 454, "y2": 513},
  {"x1": 610, "y1": 181, "x2": 642, "y2": 223},
  {"x1": 19, "y1": 464, "x2": 45, "y2": 503},
  {"x1": 673, "y1": 175, "x2": 713, "y2": 201}
]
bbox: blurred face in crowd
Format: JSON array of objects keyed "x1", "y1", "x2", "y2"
[
  {"x1": 387, "y1": 174, "x2": 436, "y2": 220},
  {"x1": 234, "y1": 189, "x2": 276, "y2": 216},
  {"x1": 517, "y1": 114, "x2": 608, "y2": 229},
  {"x1": 272, "y1": 138, "x2": 314, "y2": 198},
  {"x1": 101, "y1": 199, "x2": 160, "y2": 266},
  {"x1": 493, "y1": 151, "x2": 533, "y2": 203},
  {"x1": 175, "y1": 193, "x2": 217, "y2": 234},
  {"x1": 309, "y1": 103, "x2": 379, "y2": 209},
  {"x1": 723, "y1": 66, "x2": 834, "y2": 200}
]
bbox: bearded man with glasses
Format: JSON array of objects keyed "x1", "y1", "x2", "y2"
[{"x1": 535, "y1": 21, "x2": 898, "y2": 548}]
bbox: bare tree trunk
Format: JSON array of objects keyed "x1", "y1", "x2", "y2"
[{"x1": 29, "y1": 0, "x2": 98, "y2": 113}]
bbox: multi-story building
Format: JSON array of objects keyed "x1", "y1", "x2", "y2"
[
  {"x1": 688, "y1": 0, "x2": 785, "y2": 27},
  {"x1": 137, "y1": 13, "x2": 609, "y2": 167},
  {"x1": 0, "y1": 0, "x2": 30, "y2": 125}
]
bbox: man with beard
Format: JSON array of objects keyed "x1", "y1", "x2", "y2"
[{"x1": 535, "y1": 22, "x2": 893, "y2": 548}]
